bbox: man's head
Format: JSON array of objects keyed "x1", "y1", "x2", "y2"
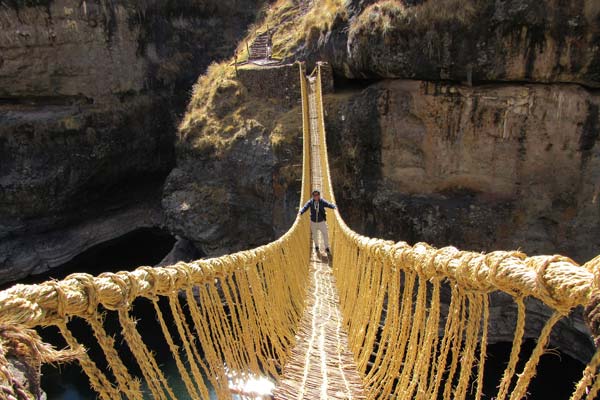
[{"x1": 312, "y1": 190, "x2": 320, "y2": 200}]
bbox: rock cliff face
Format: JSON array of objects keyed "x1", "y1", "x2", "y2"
[
  {"x1": 324, "y1": 80, "x2": 600, "y2": 262},
  {"x1": 163, "y1": 64, "x2": 304, "y2": 255},
  {"x1": 0, "y1": 0, "x2": 262, "y2": 282},
  {"x1": 300, "y1": 0, "x2": 600, "y2": 87},
  {"x1": 323, "y1": 79, "x2": 599, "y2": 361},
  {"x1": 322, "y1": 79, "x2": 599, "y2": 363}
]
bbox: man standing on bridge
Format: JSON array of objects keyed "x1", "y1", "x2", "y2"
[{"x1": 299, "y1": 190, "x2": 337, "y2": 255}]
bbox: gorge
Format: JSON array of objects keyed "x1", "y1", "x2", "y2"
[{"x1": 1, "y1": 0, "x2": 600, "y2": 398}]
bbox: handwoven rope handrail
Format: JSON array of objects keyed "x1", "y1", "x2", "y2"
[
  {"x1": 0, "y1": 229, "x2": 305, "y2": 327},
  {"x1": 310, "y1": 63, "x2": 600, "y2": 400}
]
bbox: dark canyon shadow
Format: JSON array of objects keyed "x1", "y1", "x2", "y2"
[{"x1": 3, "y1": 227, "x2": 177, "y2": 289}]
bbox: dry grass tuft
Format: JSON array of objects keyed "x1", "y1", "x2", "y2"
[
  {"x1": 412, "y1": 0, "x2": 478, "y2": 24},
  {"x1": 299, "y1": 0, "x2": 347, "y2": 40},
  {"x1": 179, "y1": 62, "x2": 303, "y2": 160},
  {"x1": 179, "y1": 61, "x2": 237, "y2": 152},
  {"x1": 349, "y1": 0, "x2": 478, "y2": 37},
  {"x1": 350, "y1": 0, "x2": 407, "y2": 37},
  {"x1": 234, "y1": 0, "x2": 347, "y2": 60}
]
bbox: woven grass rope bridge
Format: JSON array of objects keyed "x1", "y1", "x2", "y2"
[{"x1": 1, "y1": 63, "x2": 600, "y2": 400}]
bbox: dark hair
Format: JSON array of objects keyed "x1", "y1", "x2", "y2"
[{"x1": 312, "y1": 190, "x2": 320, "y2": 195}]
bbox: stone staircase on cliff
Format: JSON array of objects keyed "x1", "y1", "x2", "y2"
[
  {"x1": 248, "y1": 30, "x2": 272, "y2": 60},
  {"x1": 242, "y1": 0, "x2": 312, "y2": 65}
]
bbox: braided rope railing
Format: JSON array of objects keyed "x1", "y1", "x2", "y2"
[
  {"x1": 309, "y1": 63, "x2": 600, "y2": 400},
  {"x1": 0, "y1": 64, "x2": 313, "y2": 400}
]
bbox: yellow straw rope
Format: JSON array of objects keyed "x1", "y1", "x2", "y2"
[
  {"x1": 495, "y1": 298, "x2": 526, "y2": 400},
  {"x1": 509, "y1": 311, "x2": 563, "y2": 400},
  {"x1": 85, "y1": 312, "x2": 143, "y2": 400},
  {"x1": 474, "y1": 295, "x2": 490, "y2": 400},
  {"x1": 154, "y1": 297, "x2": 203, "y2": 400},
  {"x1": 57, "y1": 322, "x2": 119, "y2": 400},
  {"x1": 118, "y1": 308, "x2": 175, "y2": 400}
]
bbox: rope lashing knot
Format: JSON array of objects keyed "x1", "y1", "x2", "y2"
[
  {"x1": 411, "y1": 242, "x2": 435, "y2": 277},
  {"x1": 484, "y1": 251, "x2": 527, "y2": 297},
  {"x1": 391, "y1": 241, "x2": 412, "y2": 271},
  {"x1": 371, "y1": 241, "x2": 393, "y2": 265},
  {"x1": 530, "y1": 255, "x2": 578, "y2": 313},
  {"x1": 45, "y1": 281, "x2": 68, "y2": 324},
  {"x1": 172, "y1": 263, "x2": 194, "y2": 289},
  {"x1": 97, "y1": 272, "x2": 138, "y2": 310},
  {"x1": 454, "y1": 251, "x2": 487, "y2": 292},
  {"x1": 64, "y1": 273, "x2": 99, "y2": 315}
]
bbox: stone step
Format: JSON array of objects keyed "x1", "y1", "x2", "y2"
[{"x1": 247, "y1": 30, "x2": 272, "y2": 60}]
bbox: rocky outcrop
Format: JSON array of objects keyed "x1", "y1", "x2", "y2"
[
  {"x1": 0, "y1": 188, "x2": 164, "y2": 283},
  {"x1": 156, "y1": 236, "x2": 204, "y2": 267},
  {"x1": 163, "y1": 64, "x2": 304, "y2": 255},
  {"x1": 0, "y1": 0, "x2": 263, "y2": 283},
  {"x1": 324, "y1": 80, "x2": 600, "y2": 263},
  {"x1": 298, "y1": 0, "x2": 600, "y2": 87}
]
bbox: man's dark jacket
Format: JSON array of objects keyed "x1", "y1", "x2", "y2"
[{"x1": 300, "y1": 198, "x2": 336, "y2": 222}]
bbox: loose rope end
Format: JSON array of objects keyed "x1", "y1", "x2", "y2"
[{"x1": 0, "y1": 325, "x2": 81, "y2": 400}]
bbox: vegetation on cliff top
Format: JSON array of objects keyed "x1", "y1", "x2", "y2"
[
  {"x1": 349, "y1": 0, "x2": 477, "y2": 37},
  {"x1": 232, "y1": 0, "x2": 346, "y2": 60},
  {"x1": 179, "y1": 0, "x2": 343, "y2": 139},
  {"x1": 179, "y1": 61, "x2": 301, "y2": 162},
  {"x1": 232, "y1": 0, "x2": 480, "y2": 60}
]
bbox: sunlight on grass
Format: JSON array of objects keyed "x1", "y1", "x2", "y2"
[{"x1": 349, "y1": 0, "x2": 478, "y2": 37}]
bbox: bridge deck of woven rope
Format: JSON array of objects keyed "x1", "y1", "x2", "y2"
[
  {"x1": 273, "y1": 72, "x2": 367, "y2": 400},
  {"x1": 273, "y1": 251, "x2": 367, "y2": 400}
]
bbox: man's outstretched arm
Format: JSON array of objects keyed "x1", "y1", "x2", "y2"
[
  {"x1": 322, "y1": 199, "x2": 337, "y2": 209},
  {"x1": 299, "y1": 200, "x2": 311, "y2": 215}
]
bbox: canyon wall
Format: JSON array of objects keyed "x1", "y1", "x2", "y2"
[
  {"x1": 0, "y1": 0, "x2": 262, "y2": 282},
  {"x1": 321, "y1": 80, "x2": 600, "y2": 362},
  {"x1": 325, "y1": 80, "x2": 600, "y2": 263},
  {"x1": 301, "y1": 0, "x2": 600, "y2": 86}
]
